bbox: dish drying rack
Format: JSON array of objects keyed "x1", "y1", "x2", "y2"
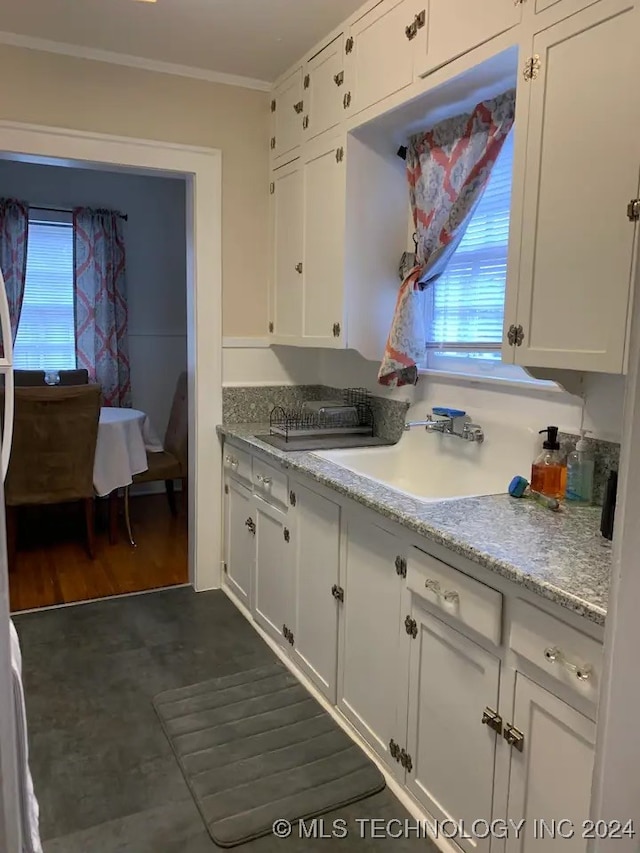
[{"x1": 269, "y1": 388, "x2": 375, "y2": 442}]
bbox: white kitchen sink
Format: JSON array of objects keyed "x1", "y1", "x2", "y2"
[{"x1": 313, "y1": 424, "x2": 537, "y2": 502}]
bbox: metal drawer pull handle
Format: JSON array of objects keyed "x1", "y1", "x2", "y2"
[
  {"x1": 544, "y1": 646, "x2": 592, "y2": 682},
  {"x1": 256, "y1": 474, "x2": 272, "y2": 485},
  {"x1": 424, "y1": 578, "x2": 441, "y2": 593},
  {"x1": 443, "y1": 590, "x2": 459, "y2": 604},
  {"x1": 225, "y1": 455, "x2": 239, "y2": 467}
]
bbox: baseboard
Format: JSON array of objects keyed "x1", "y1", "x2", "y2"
[{"x1": 220, "y1": 583, "x2": 458, "y2": 853}]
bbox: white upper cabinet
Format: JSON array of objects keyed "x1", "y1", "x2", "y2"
[
  {"x1": 271, "y1": 67, "x2": 303, "y2": 166},
  {"x1": 301, "y1": 134, "x2": 347, "y2": 346},
  {"x1": 291, "y1": 484, "x2": 341, "y2": 702},
  {"x1": 417, "y1": 0, "x2": 522, "y2": 77},
  {"x1": 406, "y1": 603, "x2": 501, "y2": 853},
  {"x1": 346, "y1": 0, "x2": 417, "y2": 117},
  {"x1": 505, "y1": 674, "x2": 596, "y2": 852},
  {"x1": 303, "y1": 35, "x2": 345, "y2": 141},
  {"x1": 510, "y1": 0, "x2": 640, "y2": 373},
  {"x1": 269, "y1": 160, "x2": 303, "y2": 342}
]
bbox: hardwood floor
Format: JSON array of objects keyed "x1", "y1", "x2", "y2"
[{"x1": 8, "y1": 494, "x2": 188, "y2": 612}]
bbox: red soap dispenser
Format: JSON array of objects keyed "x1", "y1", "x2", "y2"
[{"x1": 531, "y1": 426, "x2": 567, "y2": 500}]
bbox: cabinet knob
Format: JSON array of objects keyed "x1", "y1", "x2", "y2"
[
  {"x1": 295, "y1": 262, "x2": 303, "y2": 274},
  {"x1": 333, "y1": 71, "x2": 344, "y2": 87}
]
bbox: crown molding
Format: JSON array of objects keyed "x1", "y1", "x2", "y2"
[{"x1": 0, "y1": 31, "x2": 272, "y2": 92}]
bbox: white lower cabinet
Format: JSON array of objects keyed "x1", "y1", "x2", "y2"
[
  {"x1": 291, "y1": 483, "x2": 341, "y2": 702},
  {"x1": 253, "y1": 497, "x2": 295, "y2": 647},
  {"x1": 505, "y1": 674, "x2": 596, "y2": 853},
  {"x1": 223, "y1": 477, "x2": 254, "y2": 609},
  {"x1": 405, "y1": 602, "x2": 501, "y2": 853},
  {"x1": 222, "y1": 443, "x2": 603, "y2": 845},
  {"x1": 338, "y1": 516, "x2": 406, "y2": 774}
]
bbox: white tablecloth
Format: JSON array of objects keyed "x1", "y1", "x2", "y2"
[{"x1": 93, "y1": 408, "x2": 163, "y2": 497}]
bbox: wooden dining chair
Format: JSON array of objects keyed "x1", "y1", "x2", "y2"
[
  {"x1": 58, "y1": 369, "x2": 89, "y2": 386},
  {"x1": 4, "y1": 384, "x2": 102, "y2": 569},
  {"x1": 13, "y1": 370, "x2": 46, "y2": 387},
  {"x1": 132, "y1": 372, "x2": 188, "y2": 515}
]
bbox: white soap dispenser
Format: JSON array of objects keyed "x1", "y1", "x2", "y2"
[{"x1": 565, "y1": 430, "x2": 595, "y2": 504}]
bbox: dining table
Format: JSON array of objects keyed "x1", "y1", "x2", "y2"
[{"x1": 94, "y1": 407, "x2": 163, "y2": 545}]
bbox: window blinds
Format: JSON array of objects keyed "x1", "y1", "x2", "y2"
[
  {"x1": 425, "y1": 130, "x2": 514, "y2": 353},
  {"x1": 13, "y1": 220, "x2": 77, "y2": 370}
]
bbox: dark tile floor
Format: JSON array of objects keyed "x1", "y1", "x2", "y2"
[{"x1": 14, "y1": 587, "x2": 436, "y2": 851}]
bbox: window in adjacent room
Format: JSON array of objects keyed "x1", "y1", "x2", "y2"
[
  {"x1": 13, "y1": 212, "x2": 76, "y2": 370},
  {"x1": 422, "y1": 129, "x2": 514, "y2": 374}
]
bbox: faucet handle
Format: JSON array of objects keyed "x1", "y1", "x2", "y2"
[{"x1": 432, "y1": 407, "x2": 466, "y2": 419}]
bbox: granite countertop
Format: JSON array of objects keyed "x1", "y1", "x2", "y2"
[{"x1": 218, "y1": 423, "x2": 611, "y2": 627}]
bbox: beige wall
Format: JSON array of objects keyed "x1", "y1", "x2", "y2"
[{"x1": 0, "y1": 45, "x2": 269, "y2": 337}]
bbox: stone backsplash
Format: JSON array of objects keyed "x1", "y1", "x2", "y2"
[{"x1": 222, "y1": 384, "x2": 409, "y2": 444}]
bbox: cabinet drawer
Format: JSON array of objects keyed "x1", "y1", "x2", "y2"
[
  {"x1": 252, "y1": 457, "x2": 288, "y2": 509},
  {"x1": 223, "y1": 444, "x2": 252, "y2": 485},
  {"x1": 407, "y1": 549, "x2": 502, "y2": 645},
  {"x1": 510, "y1": 599, "x2": 602, "y2": 702}
]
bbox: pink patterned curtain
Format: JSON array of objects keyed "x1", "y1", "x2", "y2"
[
  {"x1": 0, "y1": 198, "x2": 29, "y2": 344},
  {"x1": 73, "y1": 208, "x2": 131, "y2": 406},
  {"x1": 378, "y1": 90, "x2": 516, "y2": 387}
]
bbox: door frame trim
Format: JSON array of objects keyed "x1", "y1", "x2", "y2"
[{"x1": 0, "y1": 119, "x2": 223, "y2": 852}]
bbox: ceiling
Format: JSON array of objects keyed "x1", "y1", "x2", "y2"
[{"x1": 0, "y1": 0, "x2": 365, "y2": 86}]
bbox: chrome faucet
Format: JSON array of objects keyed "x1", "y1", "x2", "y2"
[{"x1": 404, "y1": 408, "x2": 484, "y2": 443}]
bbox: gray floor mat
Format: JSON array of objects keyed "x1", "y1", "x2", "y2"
[{"x1": 153, "y1": 661, "x2": 385, "y2": 847}]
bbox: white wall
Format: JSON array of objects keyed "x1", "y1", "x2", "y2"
[
  {"x1": 0, "y1": 159, "x2": 187, "y2": 438},
  {"x1": 0, "y1": 45, "x2": 269, "y2": 338},
  {"x1": 224, "y1": 344, "x2": 626, "y2": 443}
]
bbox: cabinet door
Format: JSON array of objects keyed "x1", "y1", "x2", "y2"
[
  {"x1": 270, "y1": 160, "x2": 303, "y2": 342},
  {"x1": 535, "y1": 0, "x2": 601, "y2": 21},
  {"x1": 339, "y1": 517, "x2": 405, "y2": 772},
  {"x1": 272, "y1": 67, "x2": 303, "y2": 165},
  {"x1": 348, "y1": 0, "x2": 416, "y2": 117},
  {"x1": 505, "y1": 674, "x2": 596, "y2": 852},
  {"x1": 406, "y1": 604, "x2": 501, "y2": 853},
  {"x1": 223, "y1": 478, "x2": 254, "y2": 608},
  {"x1": 302, "y1": 135, "x2": 347, "y2": 346},
  {"x1": 419, "y1": 0, "x2": 521, "y2": 76},
  {"x1": 291, "y1": 484, "x2": 341, "y2": 702},
  {"x1": 304, "y1": 35, "x2": 345, "y2": 141},
  {"x1": 253, "y1": 498, "x2": 295, "y2": 648},
  {"x1": 513, "y1": 0, "x2": 640, "y2": 373}
]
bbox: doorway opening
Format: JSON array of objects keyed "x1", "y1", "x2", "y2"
[{"x1": 0, "y1": 121, "x2": 224, "y2": 611}]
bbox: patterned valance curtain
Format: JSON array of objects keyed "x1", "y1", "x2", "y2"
[
  {"x1": 378, "y1": 89, "x2": 516, "y2": 387},
  {"x1": 0, "y1": 198, "x2": 29, "y2": 344},
  {"x1": 73, "y1": 208, "x2": 131, "y2": 407}
]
